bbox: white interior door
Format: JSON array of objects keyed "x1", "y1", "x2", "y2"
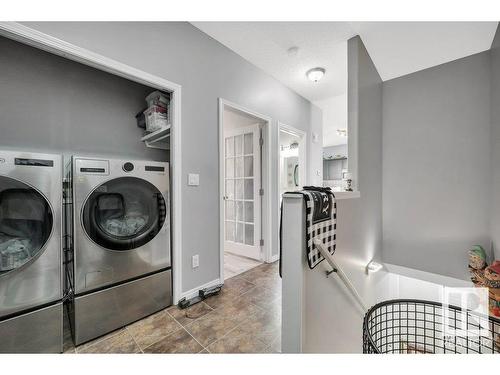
[{"x1": 224, "y1": 124, "x2": 261, "y2": 260}]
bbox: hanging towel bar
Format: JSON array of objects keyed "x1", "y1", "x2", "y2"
[{"x1": 313, "y1": 239, "x2": 368, "y2": 312}]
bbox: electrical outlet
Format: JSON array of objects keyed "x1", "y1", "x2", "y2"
[
  {"x1": 192, "y1": 255, "x2": 199, "y2": 269},
  {"x1": 188, "y1": 173, "x2": 200, "y2": 186}
]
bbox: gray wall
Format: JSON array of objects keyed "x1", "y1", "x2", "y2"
[
  {"x1": 19, "y1": 22, "x2": 319, "y2": 292},
  {"x1": 491, "y1": 25, "x2": 500, "y2": 261},
  {"x1": 304, "y1": 36, "x2": 383, "y2": 352},
  {"x1": 0, "y1": 36, "x2": 165, "y2": 161},
  {"x1": 382, "y1": 51, "x2": 492, "y2": 280},
  {"x1": 346, "y1": 35, "x2": 384, "y2": 268},
  {"x1": 308, "y1": 104, "x2": 324, "y2": 186}
]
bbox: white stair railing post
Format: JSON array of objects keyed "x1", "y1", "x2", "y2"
[{"x1": 281, "y1": 194, "x2": 307, "y2": 353}]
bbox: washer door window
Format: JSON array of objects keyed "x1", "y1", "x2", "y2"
[
  {"x1": 0, "y1": 176, "x2": 53, "y2": 275},
  {"x1": 82, "y1": 177, "x2": 166, "y2": 251}
]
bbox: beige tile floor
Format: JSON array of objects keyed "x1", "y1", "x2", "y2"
[
  {"x1": 64, "y1": 261, "x2": 281, "y2": 354},
  {"x1": 223, "y1": 252, "x2": 263, "y2": 280}
]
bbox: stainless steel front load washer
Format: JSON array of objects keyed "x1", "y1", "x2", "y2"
[
  {"x1": 66, "y1": 156, "x2": 171, "y2": 345},
  {"x1": 0, "y1": 150, "x2": 63, "y2": 353}
]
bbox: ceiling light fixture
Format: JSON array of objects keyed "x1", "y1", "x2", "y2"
[{"x1": 306, "y1": 67, "x2": 326, "y2": 82}]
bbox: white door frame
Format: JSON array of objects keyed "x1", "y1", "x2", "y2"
[
  {"x1": 276, "y1": 122, "x2": 307, "y2": 262},
  {"x1": 0, "y1": 22, "x2": 184, "y2": 303},
  {"x1": 219, "y1": 99, "x2": 272, "y2": 281}
]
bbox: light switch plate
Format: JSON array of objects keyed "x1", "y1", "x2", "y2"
[
  {"x1": 188, "y1": 173, "x2": 200, "y2": 186},
  {"x1": 192, "y1": 255, "x2": 199, "y2": 268}
]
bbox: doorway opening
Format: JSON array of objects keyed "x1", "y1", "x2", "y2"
[
  {"x1": 279, "y1": 125, "x2": 306, "y2": 196},
  {"x1": 277, "y1": 123, "x2": 307, "y2": 257},
  {"x1": 219, "y1": 99, "x2": 272, "y2": 281}
]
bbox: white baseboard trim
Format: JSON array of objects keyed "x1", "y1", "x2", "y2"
[
  {"x1": 179, "y1": 278, "x2": 222, "y2": 302},
  {"x1": 268, "y1": 254, "x2": 280, "y2": 263}
]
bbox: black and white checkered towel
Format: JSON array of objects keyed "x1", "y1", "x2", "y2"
[{"x1": 279, "y1": 186, "x2": 336, "y2": 276}]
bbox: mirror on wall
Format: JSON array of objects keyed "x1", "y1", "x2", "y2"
[
  {"x1": 284, "y1": 156, "x2": 299, "y2": 188},
  {"x1": 279, "y1": 133, "x2": 301, "y2": 196}
]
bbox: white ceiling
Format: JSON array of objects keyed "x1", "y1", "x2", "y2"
[
  {"x1": 193, "y1": 22, "x2": 498, "y2": 148},
  {"x1": 351, "y1": 22, "x2": 498, "y2": 81},
  {"x1": 193, "y1": 21, "x2": 498, "y2": 100},
  {"x1": 192, "y1": 22, "x2": 355, "y2": 102}
]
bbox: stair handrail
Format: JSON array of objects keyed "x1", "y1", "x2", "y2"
[{"x1": 313, "y1": 239, "x2": 368, "y2": 312}]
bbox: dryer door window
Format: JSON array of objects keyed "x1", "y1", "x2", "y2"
[
  {"x1": 0, "y1": 176, "x2": 53, "y2": 275},
  {"x1": 82, "y1": 177, "x2": 166, "y2": 251}
]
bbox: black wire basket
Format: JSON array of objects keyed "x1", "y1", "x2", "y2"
[{"x1": 363, "y1": 299, "x2": 500, "y2": 354}]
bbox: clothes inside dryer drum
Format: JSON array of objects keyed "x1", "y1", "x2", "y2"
[
  {"x1": 96, "y1": 193, "x2": 149, "y2": 237},
  {"x1": 82, "y1": 177, "x2": 166, "y2": 251},
  {"x1": 0, "y1": 236, "x2": 31, "y2": 271},
  {"x1": 103, "y1": 216, "x2": 148, "y2": 237},
  {"x1": 0, "y1": 182, "x2": 53, "y2": 273}
]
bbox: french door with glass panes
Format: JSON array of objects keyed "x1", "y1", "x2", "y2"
[{"x1": 224, "y1": 124, "x2": 261, "y2": 260}]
